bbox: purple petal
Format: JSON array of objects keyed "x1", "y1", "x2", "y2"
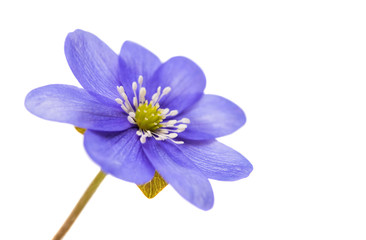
[
  {"x1": 25, "y1": 84, "x2": 131, "y2": 131},
  {"x1": 177, "y1": 140, "x2": 253, "y2": 181},
  {"x1": 145, "y1": 57, "x2": 206, "y2": 113},
  {"x1": 143, "y1": 139, "x2": 214, "y2": 210},
  {"x1": 119, "y1": 41, "x2": 161, "y2": 103},
  {"x1": 179, "y1": 94, "x2": 246, "y2": 140},
  {"x1": 84, "y1": 129, "x2": 155, "y2": 184},
  {"x1": 65, "y1": 29, "x2": 121, "y2": 100}
]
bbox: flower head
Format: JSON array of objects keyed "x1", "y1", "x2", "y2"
[{"x1": 25, "y1": 29, "x2": 253, "y2": 210}]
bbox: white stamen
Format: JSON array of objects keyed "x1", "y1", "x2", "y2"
[
  {"x1": 121, "y1": 92, "x2": 128, "y2": 101},
  {"x1": 121, "y1": 105, "x2": 128, "y2": 113},
  {"x1": 166, "y1": 110, "x2": 178, "y2": 117},
  {"x1": 151, "y1": 87, "x2": 161, "y2": 106},
  {"x1": 115, "y1": 98, "x2": 123, "y2": 105},
  {"x1": 115, "y1": 77, "x2": 189, "y2": 145},
  {"x1": 138, "y1": 75, "x2": 143, "y2": 86},
  {"x1": 162, "y1": 120, "x2": 177, "y2": 127},
  {"x1": 151, "y1": 93, "x2": 159, "y2": 106},
  {"x1": 124, "y1": 101, "x2": 133, "y2": 113},
  {"x1": 139, "y1": 87, "x2": 146, "y2": 103},
  {"x1": 160, "y1": 108, "x2": 169, "y2": 115},
  {"x1": 132, "y1": 82, "x2": 138, "y2": 109},
  {"x1": 162, "y1": 87, "x2": 171, "y2": 95},
  {"x1": 133, "y1": 97, "x2": 138, "y2": 109},
  {"x1": 169, "y1": 128, "x2": 185, "y2": 133},
  {"x1": 116, "y1": 86, "x2": 134, "y2": 113},
  {"x1": 177, "y1": 124, "x2": 187, "y2": 130},
  {"x1": 127, "y1": 116, "x2": 136, "y2": 124},
  {"x1": 132, "y1": 82, "x2": 137, "y2": 92},
  {"x1": 117, "y1": 86, "x2": 125, "y2": 96},
  {"x1": 168, "y1": 133, "x2": 178, "y2": 138},
  {"x1": 140, "y1": 135, "x2": 147, "y2": 144},
  {"x1": 156, "y1": 129, "x2": 169, "y2": 134},
  {"x1": 180, "y1": 118, "x2": 190, "y2": 124},
  {"x1": 156, "y1": 87, "x2": 171, "y2": 102}
]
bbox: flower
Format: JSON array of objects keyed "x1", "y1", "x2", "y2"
[{"x1": 25, "y1": 29, "x2": 253, "y2": 210}]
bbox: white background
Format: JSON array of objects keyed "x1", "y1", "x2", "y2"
[{"x1": 1, "y1": 0, "x2": 365, "y2": 239}]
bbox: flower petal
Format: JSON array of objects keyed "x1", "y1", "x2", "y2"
[
  {"x1": 84, "y1": 129, "x2": 155, "y2": 184},
  {"x1": 143, "y1": 139, "x2": 214, "y2": 210},
  {"x1": 145, "y1": 56, "x2": 206, "y2": 113},
  {"x1": 24, "y1": 84, "x2": 131, "y2": 131},
  {"x1": 179, "y1": 94, "x2": 246, "y2": 140},
  {"x1": 119, "y1": 41, "x2": 161, "y2": 103},
  {"x1": 177, "y1": 140, "x2": 253, "y2": 181},
  {"x1": 65, "y1": 29, "x2": 121, "y2": 100}
]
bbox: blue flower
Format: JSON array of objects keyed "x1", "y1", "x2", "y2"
[{"x1": 25, "y1": 29, "x2": 253, "y2": 210}]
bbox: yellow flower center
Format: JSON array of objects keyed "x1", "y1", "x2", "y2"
[{"x1": 135, "y1": 102, "x2": 163, "y2": 131}]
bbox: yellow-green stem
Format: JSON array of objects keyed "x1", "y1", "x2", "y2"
[{"x1": 52, "y1": 170, "x2": 106, "y2": 240}]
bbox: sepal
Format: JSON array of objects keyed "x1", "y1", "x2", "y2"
[{"x1": 138, "y1": 171, "x2": 168, "y2": 198}]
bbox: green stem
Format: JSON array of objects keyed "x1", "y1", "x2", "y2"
[{"x1": 52, "y1": 170, "x2": 107, "y2": 240}]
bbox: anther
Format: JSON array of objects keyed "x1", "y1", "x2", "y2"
[
  {"x1": 139, "y1": 87, "x2": 146, "y2": 103},
  {"x1": 132, "y1": 82, "x2": 137, "y2": 91},
  {"x1": 162, "y1": 87, "x2": 171, "y2": 95},
  {"x1": 177, "y1": 124, "x2": 187, "y2": 129},
  {"x1": 133, "y1": 97, "x2": 138, "y2": 109},
  {"x1": 168, "y1": 133, "x2": 178, "y2": 138},
  {"x1": 161, "y1": 108, "x2": 169, "y2": 115},
  {"x1": 117, "y1": 86, "x2": 125, "y2": 96},
  {"x1": 127, "y1": 116, "x2": 136, "y2": 124},
  {"x1": 167, "y1": 110, "x2": 178, "y2": 117},
  {"x1": 180, "y1": 118, "x2": 190, "y2": 124},
  {"x1": 138, "y1": 75, "x2": 143, "y2": 86},
  {"x1": 140, "y1": 135, "x2": 147, "y2": 144},
  {"x1": 121, "y1": 105, "x2": 128, "y2": 113},
  {"x1": 157, "y1": 87, "x2": 171, "y2": 102},
  {"x1": 115, "y1": 98, "x2": 123, "y2": 105},
  {"x1": 166, "y1": 120, "x2": 177, "y2": 126}
]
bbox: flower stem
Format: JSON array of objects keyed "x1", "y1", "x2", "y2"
[{"x1": 52, "y1": 170, "x2": 107, "y2": 240}]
